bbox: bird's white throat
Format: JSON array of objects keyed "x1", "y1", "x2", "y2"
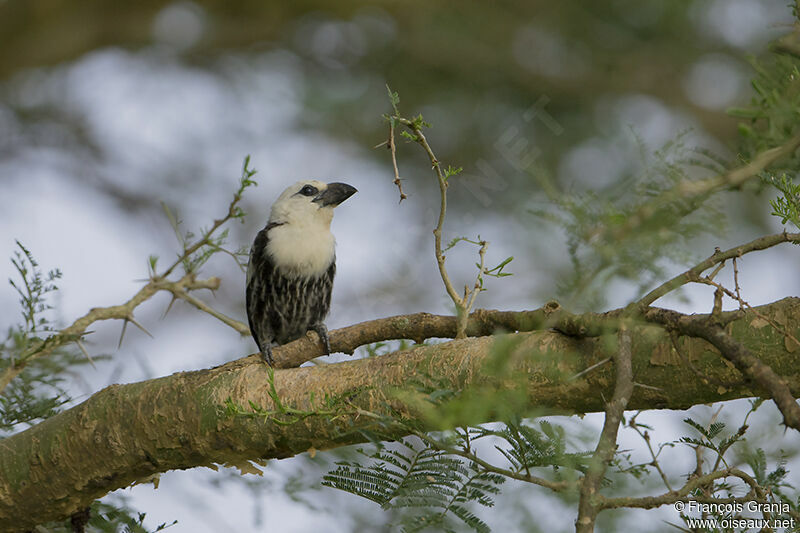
[{"x1": 266, "y1": 218, "x2": 336, "y2": 278}]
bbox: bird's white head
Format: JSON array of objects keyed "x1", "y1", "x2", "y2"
[
  {"x1": 266, "y1": 180, "x2": 357, "y2": 277},
  {"x1": 269, "y1": 180, "x2": 357, "y2": 229}
]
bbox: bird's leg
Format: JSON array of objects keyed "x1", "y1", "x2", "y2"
[
  {"x1": 260, "y1": 345, "x2": 274, "y2": 366},
  {"x1": 311, "y1": 323, "x2": 331, "y2": 355}
]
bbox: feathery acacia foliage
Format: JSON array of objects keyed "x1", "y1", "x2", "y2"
[
  {"x1": 323, "y1": 438, "x2": 504, "y2": 533},
  {"x1": 0, "y1": 241, "x2": 82, "y2": 433}
]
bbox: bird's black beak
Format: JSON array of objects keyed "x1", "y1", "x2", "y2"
[{"x1": 313, "y1": 182, "x2": 357, "y2": 207}]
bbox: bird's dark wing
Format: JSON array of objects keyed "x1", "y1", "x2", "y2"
[
  {"x1": 309, "y1": 258, "x2": 335, "y2": 326},
  {"x1": 246, "y1": 223, "x2": 283, "y2": 354}
]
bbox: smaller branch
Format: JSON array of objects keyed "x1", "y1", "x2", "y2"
[
  {"x1": 706, "y1": 258, "x2": 726, "y2": 281},
  {"x1": 677, "y1": 133, "x2": 800, "y2": 197},
  {"x1": 599, "y1": 468, "x2": 766, "y2": 510},
  {"x1": 636, "y1": 231, "x2": 800, "y2": 308},
  {"x1": 397, "y1": 116, "x2": 464, "y2": 313},
  {"x1": 596, "y1": 135, "x2": 800, "y2": 245},
  {"x1": 576, "y1": 325, "x2": 634, "y2": 533},
  {"x1": 393, "y1": 115, "x2": 494, "y2": 339},
  {"x1": 1, "y1": 171, "x2": 254, "y2": 394},
  {"x1": 628, "y1": 412, "x2": 672, "y2": 491},
  {"x1": 0, "y1": 273, "x2": 236, "y2": 394},
  {"x1": 732, "y1": 256, "x2": 743, "y2": 310},
  {"x1": 0, "y1": 280, "x2": 157, "y2": 393},
  {"x1": 386, "y1": 98, "x2": 502, "y2": 340}
]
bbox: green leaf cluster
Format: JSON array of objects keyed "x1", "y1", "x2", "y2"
[
  {"x1": 1, "y1": 242, "x2": 95, "y2": 434},
  {"x1": 731, "y1": 53, "x2": 800, "y2": 229},
  {"x1": 767, "y1": 173, "x2": 800, "y2": 230},
  {"x1": 323, "y1": 438, "x2": 504, "y2": 533}
]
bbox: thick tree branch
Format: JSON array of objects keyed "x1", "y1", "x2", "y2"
[{"x1": 2, "y1": 299, "x2": 800, "y2": 530}]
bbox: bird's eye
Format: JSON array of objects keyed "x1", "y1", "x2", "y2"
[{"x1": 299, "y1": 185, "x2": 318, "y2": 196}]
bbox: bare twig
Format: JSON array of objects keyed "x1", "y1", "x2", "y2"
[
  {"x1": 157, "y1": 277, "x2": 250, "y2": 335},
  {"x1": 706, "y1": 258, "x2": 726, "y2": 281},
  {"x1": 392, "y1": 114, "x2": 489, "y2": 339},
  {"x1": 598, "y1": 468, "x2": 767, "y2": 510},
  {"x1": 733, "y1": 256, "x2": 743, "y2": 310},
  {"x1": 396, "y1": 116, "x2": 463, "y2": 308},
  {"x1": 386, "y1": 121, "x2": 407, "y2": 202},
  {"x1": 628, "y1": 412, "x2": 672, "y2": 491}
]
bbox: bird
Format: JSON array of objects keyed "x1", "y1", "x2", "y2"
[{"x1": 246, "y1": 180, "x2": 357, "y2": 365}]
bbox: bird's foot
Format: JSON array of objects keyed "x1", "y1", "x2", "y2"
[
  {"x1": 311, "y1": 324, "x2": 331, "y2": 355},
  {"x1": 260, "y1": 346, "x2": 274, "y2": 367}
]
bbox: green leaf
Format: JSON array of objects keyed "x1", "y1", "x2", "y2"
[
  {"x1": 444, "y1": 165, "x2": 463, "y2": 180},
  {"x1": 386, "y1": 84, "x2": 400, "y2": 114}
]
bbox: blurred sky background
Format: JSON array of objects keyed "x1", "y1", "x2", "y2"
[{"x1": 1, "y1": 1, "x2": 800, "y2": 532}]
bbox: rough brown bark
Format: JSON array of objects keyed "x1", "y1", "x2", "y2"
[{"x1": 2, "y1": 298, "x2": 800, "y2": 531}]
